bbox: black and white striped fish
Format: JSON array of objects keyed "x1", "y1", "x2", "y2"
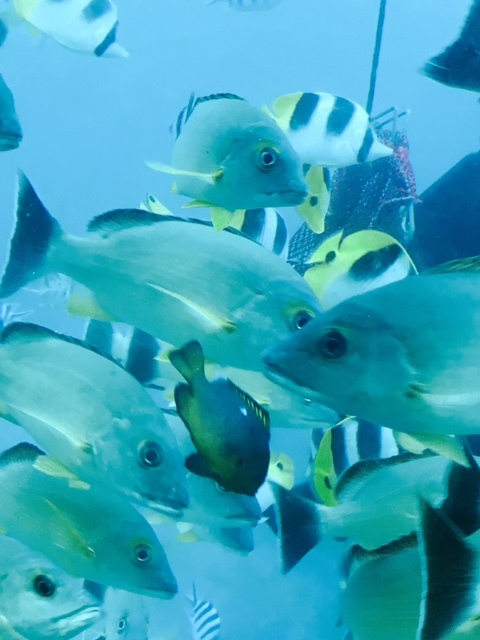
[
  {"x1": 266, "y1": 92, "x2": 393, "y2": 168},
  {"x1": 188, "y1": 584, "x2": 221, "y2": 640}
]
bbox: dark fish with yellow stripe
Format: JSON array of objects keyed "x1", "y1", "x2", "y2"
[{"x1": 170, "y1": 340, "x2": 271, "y2": 496}]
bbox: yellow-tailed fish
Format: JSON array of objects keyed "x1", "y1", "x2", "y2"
[
  {"x1": 0, "y1": 442, "x2": 177, "y2": 597},
  {"x1": 2, "y1": 0, "x2": 128, "y2": 57},
  {"x1": 303, "y1": 229, "x2": 417, "y2": 310},
  {"x1": 170, "y1": 340, "x2": 271, "y2": 496},
  {"x1": 149, "y1": 93, "x2": 307, "y2": 214},
  {"x1": 265, "y1": 92, "x2": 393, "y2": 168},
  {"x1": 0, "y1": 172, "x2": 321, "y2": 377},
  {"x1": 264, "y1": 257, "x2": 480, "y2": 436},
  {"x1": 0, "y1": 321, "x2": 188, "y2": 514}
]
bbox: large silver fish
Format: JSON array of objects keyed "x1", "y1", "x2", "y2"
[
  {"x1": 264, "y1": 263, "x2": 480, "y2": 436},
  {"x1": 0, "y1": 537, "x2": 102, "y2": 640},
  {"x1": 0, "y1": 442, "x2": 177, "y2": 598},
  {"x1": 0, "y1": 322, "x2": 188, "y2": 515}
]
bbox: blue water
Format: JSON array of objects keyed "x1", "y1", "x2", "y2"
[{"x1": 0, "y1": 0, "x2": 478, "y2": 637}]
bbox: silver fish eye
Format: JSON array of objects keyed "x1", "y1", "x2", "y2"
[
  {"x1": 33, "y1": 574, "x2": 56, "y2": 598},
  {"x1": 133, "y1": 543, "x2": 153, "y2": 565},
  {"x1": 293, "y1": 310, "x2": 314, "y2": 331},
  {"x1": 118, "y1": 618, "x2": 127, "y2": 633},
  {"x1": 257, "y1": 146, "x2": 278, "y2": 170},
  {"x1": 316, "y1": 329, "x2": 348, "y2": 359},
  {"x1": 138, "y1": 440, "x2": 164, "y2": 468}
]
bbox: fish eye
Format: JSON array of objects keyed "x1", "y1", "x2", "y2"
[
  {"x1": 316, "y1": 330, "x2": 348, "y2": 359},
  {"x1": 257, "y1": 146, "x2": 278, "y2": 170},
  {"x1": 139, "y1": 441, "x2": 164, "y2": 468},
  {"x1": 293, "y1": 310, "x2": 314, "y2": 331},
  {"x1": 118, "y1": 618, "x2": 127, "y2": 633},
  {"x1": 133, "y1": 543, "x2": 153, "y2": 565},
  {"x1": 33, "y1": 574, "x2": 56, "y2": 598}
]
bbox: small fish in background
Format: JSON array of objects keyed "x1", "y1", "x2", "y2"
[
  {"x1": 0, "y1": 442, "x2": 178, "y2": 598},
  {"x1": 170, "y1": 340, "x2": 271, "y2": 496},
  {"x1": 300, "y1": 229, "x2": 417, "y2": 310},
  {"x1": 0, "y1": 0, "x2": 128, "y2": 58},
  {"x1": 421, "y1": 0, "x2": 480, "y2": 92},
  {"x1": 187, "y1": 584, "x2": 221, "y2": 640},
  {"x1": 0, "y1": 537, "x2": 102, "y2": 640},
  {"x1": 140, "y1": 192, "x2": 290, "y2": 259},
  {"x1": 0, "y1": 72, "x2": 22, "y2": 151},
  {"x1": 148, "y1": 93, "x2": 307, "y2": 229},
  {"x1": 25, "y1": 274, "x2": 73, "y2": 308},
  {"x1": 0, "y1": 302, "x2": 31, "y2": 331},
  {"x1": 87, "y1": 589, "x2": 149, "y2": 640},
  {"x1": 265, "y1": 92, "x2": 393, "y2": 168},
  {"x1": 207, "y1": 0, "x2": 281, "y2": 10}
]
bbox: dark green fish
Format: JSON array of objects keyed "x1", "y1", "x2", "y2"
[{"x1": 170, "y1": 340, "x2": 270, "y2": 496}]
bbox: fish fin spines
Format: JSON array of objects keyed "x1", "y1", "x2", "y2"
[
  {"x1": 0, "y1": 172, "x2": 61, "y2": 299},
  {"x1": 271, "y1": 482, "x2": 322, "y2": 574}
]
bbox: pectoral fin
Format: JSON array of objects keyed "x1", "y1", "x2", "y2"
[
  {"x1": 210, "y1": 207, "x2": 235, "y2": 231},
  {"x1": 34, "y1": 456, "x2": 91, "y2": 490},
  {"x1": 67, "y1": 290, "x2": 118, "y2": 322},
  {"x1": 146, "y1": 162, "x2": 223, "y2": 185},
  {"x1": 394, "y1": 432, "x2": 470, "y2": 468}
]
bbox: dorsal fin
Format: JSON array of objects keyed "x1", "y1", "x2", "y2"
[
  {"x1": 335, "y1": 452, "x2": 433, "y2": 500},
  {"x1": 344, "y1": 533, "x2": 418, "y2": 577},
  {"x1": 0, "y1": 442, "x2": 45, "y2": 467},
  {"x1": 232, "y1": 384, "x2": 270, "y2": 431},
  {"x1": 174, "y1": 93, "x2": 246, "y2": 137},
  {"x1": 0, "y1": 322, "x2": 127, "y2": 371}
]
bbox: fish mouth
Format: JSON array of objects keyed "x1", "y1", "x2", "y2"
[
  {"x1": 50, "y1": 605, "x2": 101, "y2": 629},
  {"x1": 267, "y1": 188, "x2": 309, "y2": 205},
  {"x1": 263, "y1": 354, "x2": 319, "y2": 402},
  {"x1": 142, "y1": 496, "x2": 185, "y2": 519},
  {"x1": 0, "y1": 132, "x2": 22, "y2": 151}
]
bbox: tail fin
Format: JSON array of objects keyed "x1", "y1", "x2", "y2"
[
  {"x1": 169, "y1": 340, "x2": 205, "y2": 383},
  {"x1": 417, "y1": 498, "x2": 478, "y2": 640},
  {"x1": 442, "y1": 444, "x2": 480, "y2": 536},
  {"x1": 422, "y1": 40, "x2": 480, "y2": 91},
  {"x1": 0, "y1": 172, "x2": 60, "y2": 299},
  {"x1": 271, "y1": 482, "x2": 322, "y2": 574}
]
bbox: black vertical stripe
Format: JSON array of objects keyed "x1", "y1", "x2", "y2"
[
  {"x1": 289, "y1": 93, "x2": 320, "y2": 130},
  {"x1": 357, "y1": 420, "x2": 382, "y2": 459},
  {"x1": 94, "y1": 21, "x2": 117, "y2": 56},
  {"x1": 357, "y1": 128, "x2": 374, "y2": 163},
  {"x1": 332, "y1": 426, "x2": 349, "y2": 476},
  {"x1": 273, "y1": 212, "x2": 288, "y2": 255},
  {"x1": 326, "y1": 97, "x2": 355, "y2": 135},
  {"x1": 241, "y1": 208, "x2": 266, "y2": 242}
]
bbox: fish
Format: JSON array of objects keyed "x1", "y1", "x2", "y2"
[
  {"x1": 265, "y1": 92, "x2": 393, "y2": 168},
  {"x1": 170, "y1": 340, "x2": 271, "y2": 496},
  {"x1": 140, "y1": 192, "x2": 290, "y2": 259},
  {"x1": 0, "y1": 537, "x2": 102, "y2": 640},
  {"x1": 0, "y1": 73, "x2": 22, "y2": 151},
  {"x1": 271, "y1": 451, "x2": 458, "y2": 573},
  {"x1": 300, "y1": 229, "x2": 417, "y2": 310},
  {"x1": 89, "y1": 589, "x2": 149, "y2": 640},
  {"x1": 0, "y1": 172, "x2": 321, "y2": 376},
  {"x1": 0, "y1": 442, "x2": 177, "y2": 598},
  {"x1": 1, "y1": 0, "x2": 128, "y2": 57},
  {"x1": 421, "y1": 0, "x2": 480, "y2": 93},
  {"x1": 263, "y1": 260, "x2": 480, "y2": 436},
  {"x1": 148, "y1": 93, "x2": 307, "y2": 220},
  {"x1": 187, "y1": 584, "x2": 221, "y2": 640},
  {"x1": 0, "y1": 322, "x2": 188, "y2": 514},
  {"x1": 176, "y1": 521, "x2": 255, "y2": 555},
  {"x1": 207, "y1": 0, "x2": 281, "y2": 10}
]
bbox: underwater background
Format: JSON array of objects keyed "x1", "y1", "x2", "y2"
[{"x1": 0, "y1": 0, "x2": 478, "y2": 637}]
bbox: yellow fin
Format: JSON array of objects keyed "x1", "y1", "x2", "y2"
[
  {"x1": 146, "y1": 162, "x2": 223, "y2": 185},
  {"x1": 33, "y1": 457, "x2": 91, "y2": 490},
  {"x1": 144, "y1": 194, "x2": 172, "y2": 216},
  {"x1": 261, "y1": 105, "x2": 276, "y2": 121},
  {"x1": 270, "y1": 93, "x2": 303, "y2": 130},
  {"x1": 210, "y1": 207, "x2": 234, "y2": 231},
  {"x1": 147, "y1": 282, "x2": 237, "y2": 334},
  {"x1": 313, "y1": 428, "x2": 338, "y2": 506},
  {"x1": 13, "y1": 0, "x2": 40, "y2": 21},
  {"x1": 43, "y1": 499, "x2": 96, "y2": 558},
  {"x1": 182, "y1": 199, "x2": 216, "y2": 210},
  {"x1": 394, "y1": 432, "x2": 470, "y2": 468},
  {"x1": 66, "y1": 291, "x2": 117, "y2": 322},
  {"x1": 296, "y1": 166, "x2": 331, "y2": 234},
  {"x1": 177, "y1": 531, "x2": 200, "y2": 544}
]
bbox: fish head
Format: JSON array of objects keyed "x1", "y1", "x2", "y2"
[
  {"x1": 263, "y1": 297, "x2": 413, "y2": 420},
  {"x1": 0, "y1": 547, "x2": 102, "y2": 639},
  {"x1": 220, "y1": 121, "x2": 307, "y2": 209},
  {"x1": 101, "y1": 589, "x2": 149, "y2": 640},
  {"x1": 185, "y1": 472, "x2": 262, "y2": 526},
  {"x1": 98, "y1": 415, "x2": 189, "y2": 516},
  {"x1": 0, "y1": 74, "x2": 22, "y2": 151}
]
